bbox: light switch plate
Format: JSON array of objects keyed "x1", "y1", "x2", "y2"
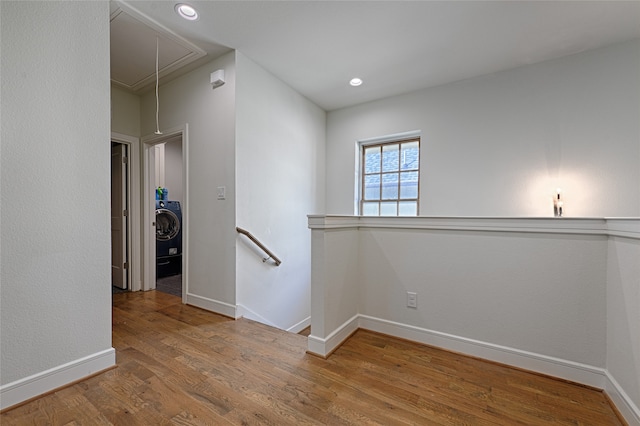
[{"x1": 407, "y1": 291, "x2": 417, "y2": 308}]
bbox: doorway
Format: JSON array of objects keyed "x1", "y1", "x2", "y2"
[
  {"x1": 110, "y1": 133, "x2": 141, "y2": 293},
  {"x1": 111, "y1": 142, "x2": 129, "y2": 291},
  {"x1": 143, "y1": 126, "x2": 187, "y2": 300}
]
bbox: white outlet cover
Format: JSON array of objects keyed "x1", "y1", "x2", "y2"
[
  {"x1": 407, "y1": 292, "x2": 417, "y2": 308},
  {"x1": 217, "y1": 186, "x2": 226, "y2": 200}
]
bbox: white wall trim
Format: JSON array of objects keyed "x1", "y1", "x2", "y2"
[
  {"x1": 307, "y1": 315, "x2": 640, "y2": 425},
  {"x1": 181, "y1": 124, "x2": 189, "y2": 304},
  {"x1": 111, "y1": 132, "x2": 138, "y2": 145},
  {"x1": 309, "y1": 313, "x2": 606, "y2": 388},
  {"x1": 0, "y1": 348, "x2": 115, "y2": 411},
  {"x1": 287, "y1": 316, "x2": 311, "y2": 334},
  {"x1": 357, "y1": 130, "x2": 422, "y2": 146},
  {"x1": 605, "y1": 371, "x2": 640, "y2": 426},
  {"x1": 309, "y1": 313, "x2": 640, "y2": 423},
  {"x1": 237, "y1": 306, "x2": 309, "y2": 334},
  {"x1": 605, "y1": 218, "x2": 640, "y2": 240},
  {"x1": 308, "y1": 215, "x2": 360, "y2": 230},
  {"x1": 309, "y1": 214, "x2": 616, "y2": 235},
  {"x1": 358, "y1": 315, "x2": 607, "y2": 389},
  {"x1": 185, "y1": 293, "x2": 237, "y2": 319},
  {"x1": 236, "y1": 304, "x2": 277, "y2": 327},
  {"x1": 309, "y1": 215, "x2": 640, "y2": 242},
  {"x1": 307, "y1": 314, "x2": 359, "y2": 357}
]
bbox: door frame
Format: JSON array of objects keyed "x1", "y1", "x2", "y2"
[
  {"x1": 142, "y1": 124, "x2": 188, "y2": 300},
  {"x1": 111, "y1": 132, "x2": 141, "y2": 291}
]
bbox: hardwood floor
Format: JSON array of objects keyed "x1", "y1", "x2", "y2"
[{"x1": 2, "y1": 291, "x2": 624, "y2": 425}]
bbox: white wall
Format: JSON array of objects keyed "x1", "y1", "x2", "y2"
[
  {"x1": 326, "y1": 40, "x2": 640, "y2": 217},
  {"x1": 140, "y1": 52, "x2": 237, "y2": 313},
  {"x1": 163, "y1": 138, "x2": 183, "y2": 205},
  {"x1": 111, "y1": 84, "x2": 141, "y2": 137},
  {"x1": 358, "y1": 225, "x2": 606, "y2": 367},
  {"x1": 0, "y1": 1, "x2": 114, "y2": 408},
  {"x1": 308, "y1": 223, "x2": 360, "y2": 354},
  {"x1": 235, "y1": 52, "x2": 326, "y2": 331}
]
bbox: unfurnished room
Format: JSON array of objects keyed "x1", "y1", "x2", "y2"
[{"x1": 1, "y1": 1, "x2": 639, "y2": 424}]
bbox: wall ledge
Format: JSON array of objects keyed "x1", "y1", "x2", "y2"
[{"x1": 308, "y1": 215, "x2": 640, "y2": 239}]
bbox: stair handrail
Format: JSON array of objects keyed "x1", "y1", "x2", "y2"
[{"x1": 235, "y1": 227, "x2": 282, "y2": 266}]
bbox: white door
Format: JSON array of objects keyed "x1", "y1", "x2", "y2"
[{"x1": 111, "y1": 143, "x2": 128, "y2": 289}]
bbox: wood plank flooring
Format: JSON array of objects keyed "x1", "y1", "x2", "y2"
[{"x1": 2, "y1": 290, "x2": 625, "y2": 425}]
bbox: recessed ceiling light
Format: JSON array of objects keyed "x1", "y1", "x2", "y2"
[
  {"x1": 175, "y1": 3, "x2": 199, "y2": 21},
  {"x1": 349, "y1": 78, "x2": 363, "y2": 87}
]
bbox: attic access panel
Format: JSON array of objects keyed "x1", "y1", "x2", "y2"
[{"x1": 110, "y1": 4, "x2": 206, "y2": 92}]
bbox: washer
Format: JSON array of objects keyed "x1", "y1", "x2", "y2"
[{"x1": 156, "y1": 200, "x2": 182, "y2": 278}]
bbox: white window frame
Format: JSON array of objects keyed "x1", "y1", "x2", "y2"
[{"x1": 355, "y1": 130, "x2": 421, "y2": 216}]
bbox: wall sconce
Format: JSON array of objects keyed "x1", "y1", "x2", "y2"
[{"x1": 553, "y1": 188, "x2": 564, "y2": 217}]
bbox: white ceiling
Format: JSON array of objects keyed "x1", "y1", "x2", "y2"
[{"x1": 111, "y1": 1, "x2": 640, "y2": 111}]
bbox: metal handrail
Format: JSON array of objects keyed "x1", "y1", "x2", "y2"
[{"x1": 236, "y1": 227, "x2": 282, "y2": 266}]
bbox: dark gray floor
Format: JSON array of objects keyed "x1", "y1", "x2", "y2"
[
  {"x1": 156, "y1": 274, "x2": 182, "y2": 297},
  {"x1": 112, "y1": 285, "x2": 128, "y2": 294}
]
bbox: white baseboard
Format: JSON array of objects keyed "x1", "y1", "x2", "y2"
[
  {"x1": 307, "y1": 314, "x2": 359, "y2": 357},
  {"x1": 307, "y1": 314, "x2": 607, "y2": 387},
  {"x1": 287, "y1": 316, "x2": 311, "y2": 334},
  {"x1": 185, "y1": 293, "x2": 237, "y2": 318},
  {"x1": 605, "y1": 371, "x2": 640, "y2": 426},
  {"x1": 358, "y1": 315, "x2": 607, "y2": 389},
  {"x1": 236, "y1": 304, "x2": 277, "y2": 327},
  {"x1": 0, "y1": 348, "x2": 115, "y2": 411},
  {"x1": 237, "y1": 306, "x2": 310, "y2": 335},
  {"x1": 313, "y1": 315, "x2": 640, "y2": 425}
]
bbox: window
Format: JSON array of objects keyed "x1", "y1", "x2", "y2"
[{"x1": 359, "y1": 136, "x2": 420, "y2": 216}]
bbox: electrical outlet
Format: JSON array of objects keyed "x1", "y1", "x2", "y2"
[
  {"x1": 407, "y1": 291, "x2": 417, "y2": 308},
  {"x1": 217, "y1": 186, "x2": 226, "y2": 200}
]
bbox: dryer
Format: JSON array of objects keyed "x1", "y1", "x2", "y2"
[{"x1": 156, "y1": 200, "x2": 182, "y2": 278}]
